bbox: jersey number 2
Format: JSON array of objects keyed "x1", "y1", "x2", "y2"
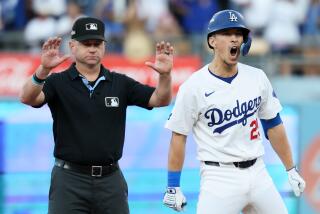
[{"x1": 250, "y1": 119, "x2": 260, "y2": 140}]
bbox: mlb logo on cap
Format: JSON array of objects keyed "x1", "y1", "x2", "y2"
[
  {"x1": 71, "y1": 17, "x2": 105, "y2": 41},
  {"x1": 86, "y1": 23, "x2": 98, "y2": 30}
]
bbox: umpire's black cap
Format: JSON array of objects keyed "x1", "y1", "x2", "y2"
[{"x1": 71, "y1": 17, "x2": 105, "y2": 41}]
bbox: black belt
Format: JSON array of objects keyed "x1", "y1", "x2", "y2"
[
  {"x1": 54, "y1": 158, "x2": 119, "y2": 177},
  {"x1": 204, "y1": 158, "x2": 257, "y2": 169}
]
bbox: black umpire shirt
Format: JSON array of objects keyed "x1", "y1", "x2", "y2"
[{"x1": 36, "y1": 63, "x2": 155, "y2": 165}]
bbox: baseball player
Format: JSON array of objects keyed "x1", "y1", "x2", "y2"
[{"x1": 163, "y1": 10, "x2": 306, "y2": 214}]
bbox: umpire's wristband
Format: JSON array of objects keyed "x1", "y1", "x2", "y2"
[
  {"x1": 168, "y1": 171, "x2": 181, "y2": 187},
  {"x1": 32, "y1": 73, "x2": 46, "y2": 85}
]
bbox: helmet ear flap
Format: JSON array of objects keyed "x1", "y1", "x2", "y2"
[{"x1": 240, "y1": 36, "x2": 251, "y2": 56}]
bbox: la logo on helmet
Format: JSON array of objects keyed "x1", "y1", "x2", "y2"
[{"x1": 229, "y1": 12, "x2": 238, "y2": 22}]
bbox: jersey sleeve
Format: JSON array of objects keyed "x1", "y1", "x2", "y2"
[
  {"x1": 258, "y1": 72, "x2": 282, "y2": 120},
  {"x1": 125, "y1": 74, "x2": 155, "y2": 109},
  {"x1": 32, "y1": 73, "x2": 57, "y2": 108},
  {"x1": 43, "y1": 73, "x2": 58, "y2": 103},
  {"x1": 165, "y1": 82, "x2": 198, "y2": 135}
]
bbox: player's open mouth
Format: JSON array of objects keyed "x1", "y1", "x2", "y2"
[{"x1": 230, "y1": 46, "x2": 238, "y2": 56}]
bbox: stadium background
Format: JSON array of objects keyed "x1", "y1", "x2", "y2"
[{"x1": 0, "y1": 0, "x2": 320, "y2": 213}]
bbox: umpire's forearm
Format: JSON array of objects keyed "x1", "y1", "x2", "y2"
[
  {"x1": 19, "y1": 77, "x2": 43, "y2": 105},
  {"x1": 19, "y1": 66, "x2": 47, "y2": 106},
  {"x1": 268, "y1": 124, "x2": 294, "y2": 170},
  {"x1": 149, "y1": 73, "x2": 172, "y2": 107},
  {"x1": 168, "y1": 132, "x2": 186, "y2": 171}
]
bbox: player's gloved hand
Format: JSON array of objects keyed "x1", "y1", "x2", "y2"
[
  {"x1": 287, "y1": 167, "x2": 306, "y2": 197},
  {"x1": 163, "y1": 187, "x2": 187, "y2": 212}
]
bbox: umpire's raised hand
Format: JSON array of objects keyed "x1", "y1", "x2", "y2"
[
  {"x1": 145, "y1": 41, "x2": 173, "y2": 75},
  {"x1": 40, "y1": 37, "x2": 70, "y2": 78},
  {"x1": 19, "y1": 37, "x2": 69, "y2": 106},
  {"x1": 145, "y1": 41, "x2": 174, "y2": 107}
]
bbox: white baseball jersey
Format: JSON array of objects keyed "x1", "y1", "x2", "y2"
[{"x1": 165, "y1": 63, "x2": 282, "y2": 162}]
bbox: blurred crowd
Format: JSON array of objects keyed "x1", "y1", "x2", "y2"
[{"x1": 0, "y1": 0, "x2": 320, "y2": 75}]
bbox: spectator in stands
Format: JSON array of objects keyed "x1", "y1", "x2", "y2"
[
  {"x1": 32, "y1": 0, "x2": 66, "y2": 18},
  {"x1": 153, "y1": 12, "x2": 189, "y2": 55},
  {"x1": 1, "y1": 0, "x2": 27, "y2": 30},
  {"x1": 302, "y1": 0, "x2": 320, "y2": 40},
  {"x1": 120, "y1": 0, "x2": 158, "y2": 61},
  {"x1": 263, "y1": 0, "x2": 309, "y2": 75},
  {"x1": 300, "y1": 0, "x2": 320, "y2": 75},
  {"x1": 132, "y1": 0, "x2": 169, "y2": 34},
  {"x1": 231, "y1": 0, "x2": 272, "y2": 37},
  {"x1": 125, "y1": 0, "x2": 182, "y2": 41},
  {"x1": 153, "y1": 12, "x2": 182, "y2": 41},
  {"x1": 56, "y1": 0, "x2": 85, "y2": 54},
  {"x1": 0, "y1": 3, "x2": 3, "y2": 31},
  {"x1": 123, "y1": 0, "x2": 187, "y2": 57},
  {"x1": 73, "y1": 0, "x2": 98, "y2": 16},
  {"x1": 168, "y1": 0, "x2": 221, "y2": 55},
  {"x1": 95, "y1": 0, "x2": 127, "y2": 53},
  {"x1": 24, "y1": 1, "x2": 57, "y2": 53},
  {"x1": 264, "y1": 0, "x2": 308, "y2": 54}
]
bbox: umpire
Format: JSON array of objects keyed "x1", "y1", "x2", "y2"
[{"x1": 19, "y1": 16, "x2": 173, "y2": 214}]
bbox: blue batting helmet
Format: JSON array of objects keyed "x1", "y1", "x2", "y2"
[{"x1": 207, "y1": 10, "x2": 251, "y2": 56}]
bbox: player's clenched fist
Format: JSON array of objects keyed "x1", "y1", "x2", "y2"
[
  {"x1": 163, "y1": 187, "x2": 187, "y2": 212},
  {"x1": 287, "y1": 167, "x2": 306, "y2": 197}
]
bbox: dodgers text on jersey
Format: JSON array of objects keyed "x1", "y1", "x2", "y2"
[{"x1": 204, "y1": 96, "x2": 262, "y2": 134}]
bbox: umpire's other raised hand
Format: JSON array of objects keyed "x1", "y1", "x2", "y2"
[
  {"x1": 39, "y1": 37, "x2": 70, "y2": 78},
  {"x1": 145, "y1": 41, "x2": 173, "y2": 75},
  {"x1": 19, "y1": 37, "x2": 69, "y2": 106}
]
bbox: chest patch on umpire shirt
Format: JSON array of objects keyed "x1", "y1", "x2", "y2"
[{"x1": 105, "y1": 97, "x2": 119, "y2": 107}]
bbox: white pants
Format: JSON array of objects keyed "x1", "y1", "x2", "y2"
[{"x1": 197, "y1": 158, "x2": 288, "y2": 214}]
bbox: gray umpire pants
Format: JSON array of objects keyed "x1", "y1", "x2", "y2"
[{"x1": 48, "y1": 165, "x2": 129, "y2": 214}]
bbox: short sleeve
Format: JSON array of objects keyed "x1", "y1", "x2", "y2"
[
  {"x1": 125, "y1": 75, "x2": 155, "y2": 109},
  {"x1": 32, "y1": 73, "x2": 57, "y2": 108},
  {"x1": 165, "y1": 83, "x2": 198, "y2": 135},
  {"x1": 43, "y1": 73, "x2": 61, "y2": 103},
  {"x1": 258, "y1": 72, "x2": 282, "y2": 119}
]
